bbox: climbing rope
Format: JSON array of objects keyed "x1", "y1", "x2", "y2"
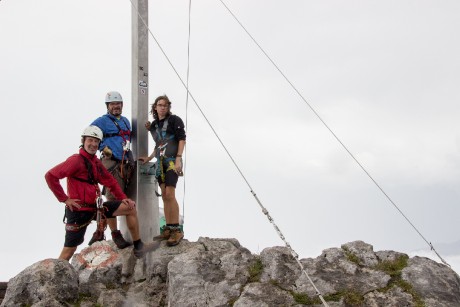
[
  {"x1": 217, "y1": 0, "x2": 450, "y2": 268},
  {"x1": 128, "y1": 1, "x2": 330, "y2": 305}
]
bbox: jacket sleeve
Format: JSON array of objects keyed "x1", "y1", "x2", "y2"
[
  {"x1": 97, "y1": 161, "x2": 127, "y2": 200},
  {"x1": 45, "y1": 157, "x2": 78, "y2": 203},
  {"x1": 172, "y1": 115, "x2": 186, "y2": 141}
]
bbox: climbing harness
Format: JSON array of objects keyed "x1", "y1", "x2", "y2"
[
  {"x1": 146, "y1": 115, "x2": 183, "y2": 197},
  {"x1": 64, "y1": 213, "x2": 96, "y2": 232},
  {"x1": 103, "y1": 116, "x2": 134, "y2": 185},
  {"x1": 152, "y1": 116, "x2": 180, "y2": 182},
  {"x1": 103, "y1": 116, "x2": 131, "y2": 142}
]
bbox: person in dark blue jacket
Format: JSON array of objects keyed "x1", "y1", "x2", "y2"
[{"x1": 90, "y1": 91, "x2": 134, "y2": 249}]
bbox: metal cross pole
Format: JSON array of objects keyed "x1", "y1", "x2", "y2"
[{"x1": 120, "y1": 0, "x2": 159, "y2": 242}]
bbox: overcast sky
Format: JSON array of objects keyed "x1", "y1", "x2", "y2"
[{"x1": 1, "y1": 0, "x2": 460, "y2": 280}]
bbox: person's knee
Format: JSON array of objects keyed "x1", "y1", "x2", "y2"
[
  {"x1": 121, "y1": 204, "x2": 137, "y2": 216},
  {"x1": 127, "y1": 208, "x2": 138, "y2": 216},
  {"x1": 59, "y1": 247, "x2": 77, "y2": 261},
  {"x1": 162, "y1": 194, "x2": 174, "y2": 203},
  {"x1": 162, "y1": 188, "x2": 176, "y2": 202}
]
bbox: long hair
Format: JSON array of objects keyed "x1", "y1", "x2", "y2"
[{"x1": 151, "y1": 95, "x2": 172, "y2": 121}]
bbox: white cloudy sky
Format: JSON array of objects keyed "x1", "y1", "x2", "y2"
[{"x1": 1, "y1": 0, "x2": 460, "y2": 280}]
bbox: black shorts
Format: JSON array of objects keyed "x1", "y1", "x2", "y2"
[
  {"x1": 157, "y1": 169, "x2": 179, "y2": 188},
  {"x1": 64, "y1": 201, "x2": 122, "y2": 247}
]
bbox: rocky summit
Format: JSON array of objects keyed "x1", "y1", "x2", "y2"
[{"x1": 1, "y1": 238, "x2": 459, "y2": 306}]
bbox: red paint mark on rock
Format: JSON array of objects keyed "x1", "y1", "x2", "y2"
[
  {"x1": 41, "y1": 258, "x2": 55, "y2": 269},
  {"x1": 75, "y1": 244, "x2": 119, "y2": 269}
]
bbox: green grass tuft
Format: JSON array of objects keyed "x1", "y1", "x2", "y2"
[
  {"x1": 342, "y1": 247, "x2": 361, "y2": 265},
  {"x1": 290, "y1": 291, "x2": 321, "y2": 305},
  {"x1": 248, "y1": 257, "x2": 264, "y2": 283},
  {"x1": 375, "y1": 255, "x2": 408, "y2": 278},
  {"x1": 374, "y1": 255, "x2": 425, "y2": 307},
  {"x1": 342, "y1": 290, "x2": 365, "y2": 305}
]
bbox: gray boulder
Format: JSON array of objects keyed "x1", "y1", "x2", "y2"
[
  {"x1": 234, "y1": 282, "x2": 296, "y2": 307},
  {"x1": 402, "y1": 256, "x2": 460, "y2": 307},
  {"x1": 167, "y1": 237, "x2": 253, "y2": 306},
  {"x1": 2, "y1": 239, "x2": 460, "y2": 306},
  {"x1": 1, "y1": 259, "x2": 78, "y2": 307}
]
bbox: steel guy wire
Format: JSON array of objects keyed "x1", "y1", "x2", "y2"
[
  {"x1": 128, "y1": 0, "x2": 330, "y2": 305},
  {"x1": 218, "y1": 0, "x2": 450, "y2": 268},
  {"x1": 181, "y1": 0, "x2": 192, "y2": 228}
]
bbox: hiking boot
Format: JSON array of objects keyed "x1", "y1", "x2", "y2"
[
  {"x1": 88, "y1": 230, "x2": 105, "y2": 246},
  {"x1": 153, "y1": 226, "x2": 171, "y2": 241},
  {"x1": 111, "y1": 230, "x2": 132, "y2": 249},
  {"x1": 133, "y1": 241, "x2": 161, "y2": 258},
  {"x1": 166, "y1": 228, "x2": 184, "y2": 247}
]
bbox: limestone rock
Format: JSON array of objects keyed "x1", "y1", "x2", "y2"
[
  {"x1": 341, "y1": 241, "x2": 379, "y2": 267},
  {"x1": 167, "y1": 237, "x2": 253, "y2": 306},
  {"x1": 1, "y1": 259, "x2": 78, "y2": 307},
  {"x1": 402, "y1": 256, "x2": 460, "y2": 307},
  {"x1": 71, "y1": 240, "x2": 134, "y2": 296},
  {"x1": 97, "y1": 289, "x2": 126, "y2": 307},
  {"x1": 364, "y1": 286, "x2": 413, "y2": 306},
  {"x1": 2, "y1": 239, "x2": 460, "y2": 306},
  {"x1": 275, "y1": 243, "x2": 389, "y2": 297},
  {"x1": 234, "y1": 282, "x2": 296, "y2": 307},
  {"x1": 260, "y1": 246, "x2": 300, "y2": 290}
]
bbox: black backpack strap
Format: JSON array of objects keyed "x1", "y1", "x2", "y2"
[
  {"x1": 103, "y1": 132, "x2": 120, "y2": 138},
  {"x1": 77, "y1": 154, "x2": 96, "y2": 184}
]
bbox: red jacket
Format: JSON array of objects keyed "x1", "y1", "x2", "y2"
[{"x1": 45, "y1": 148, "x2": 127, "y2": 211}]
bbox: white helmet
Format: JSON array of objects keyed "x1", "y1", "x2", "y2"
[
  {"x1": 81, "y1": 125, "x2": 103, "y2": 141},
  {"x1": 105, "y1": 91, "x2": 123, "y2": 104}
]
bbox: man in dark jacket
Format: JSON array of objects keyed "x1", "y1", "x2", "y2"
[{"x1": 45, "y1": 126, "x2": 158, "y2": 260}]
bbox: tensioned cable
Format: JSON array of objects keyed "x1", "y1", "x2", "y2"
[
  {"x1": 181, "y1": 0, "x2": 192, "y2": 227},
  {"x1": 218, "y1": 0, "x2": 450, "y2": 268},
  {"x1": 128, "y1": 0, "x2": 330, "y2": 305}
]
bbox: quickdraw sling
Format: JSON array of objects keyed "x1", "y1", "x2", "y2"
[
  {"x1": 91, "y1": 195, "x2": 108, "y2": 240},
  {"x1": 104, "y1": 116, "x2": 134, "y2": 185}
]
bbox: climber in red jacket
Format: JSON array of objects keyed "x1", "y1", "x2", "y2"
[{"x1": 45, "y1": 125, "x2": 159, "y2": 261}]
